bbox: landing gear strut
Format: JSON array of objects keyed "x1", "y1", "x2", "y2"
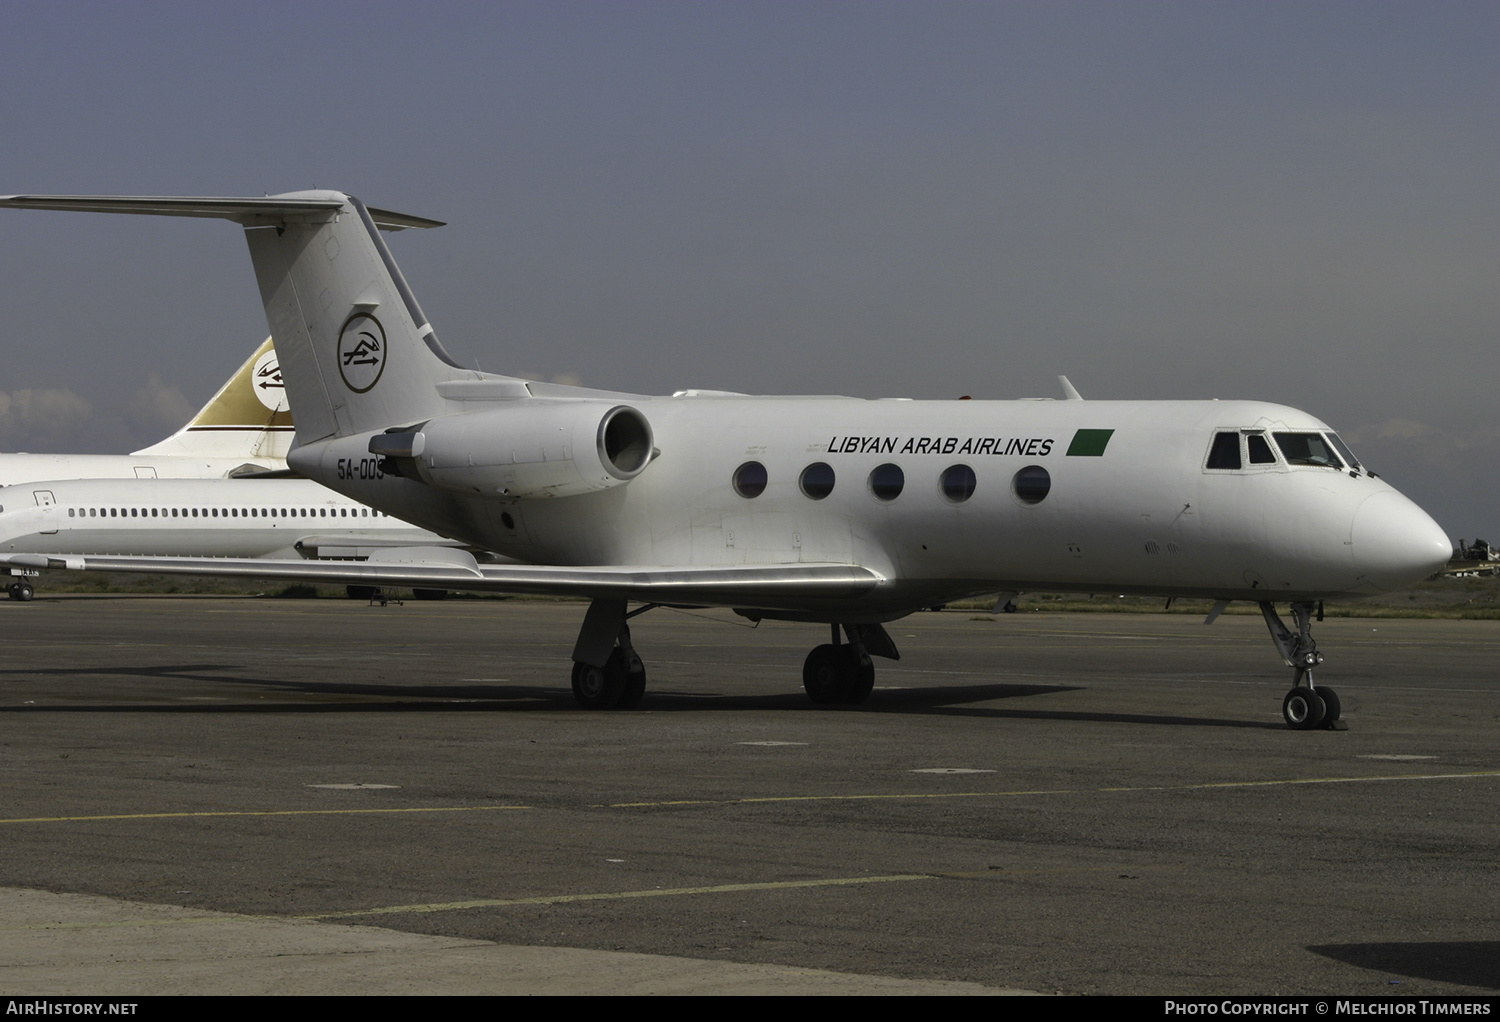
[
  {"x1": 1259, "y1": 601, "x2": 1344, "y2": 731},
  {"x1": 569, "y1": 599, "x2": 652, "y2": 709},
  {"x1": 801, "y1": 623, "x2": 896, "y2": 705}
]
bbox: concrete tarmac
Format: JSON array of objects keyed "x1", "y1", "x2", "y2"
[{"x1": 0, "y1": 596, "x2": 1496, "y2": 995}]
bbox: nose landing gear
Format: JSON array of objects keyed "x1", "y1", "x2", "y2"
[{"x1": 1260, "y1": 600, "x2": 1345, "y2": 731}]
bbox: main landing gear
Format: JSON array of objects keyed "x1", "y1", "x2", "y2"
[
  {"x1": 568, "y1": 599, "x2": 651, "y2": 710},
  {"x1": 564, "y1": 600, "x2": 901, "y2": 710},
  {"x1": 7, "y1": 580, "x2": 34, "y2": 602},
  {"x1": 1260, "y1": 600, "x2": 1344, "y2": 731},
  {"x1": 801, "y1": 623, "x2": 899, "y2": 705}
]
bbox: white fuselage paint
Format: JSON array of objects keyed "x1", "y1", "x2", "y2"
[
  {"x1": 292, "y1": 395, "x2": 1451, "y2": 618},
  {"x1": 0, "y1": 454, "x2": 285, "y2": 490},
  {"x1": 0, "y1": 477, "x2": 447, "y2": 561}
]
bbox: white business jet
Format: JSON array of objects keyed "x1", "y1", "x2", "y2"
[{"x1": 0, "y1": 192, "x2": 1452, "y2": 728}]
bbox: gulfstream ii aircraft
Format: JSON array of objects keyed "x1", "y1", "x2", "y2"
[{"x1": 0, "y1": 191, "x2": 1453, "y2": 728}]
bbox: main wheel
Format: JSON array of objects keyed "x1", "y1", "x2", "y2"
[
  {"x1": 9, "y1": 581, "x2": 34, "y2": 602},
  {"x1": 1315, "y1": 685, "x2": 1341, "y2": 725},
  {"x1": 1282, "y1": 687, "x2": 1327, "y2": 730},
  {"x1": 843, "y1": 646, "x2": 875, "y2": 704},
  {"x1": 572, "y1": 653, "x2": 627, "y2": 709},
  {"x1": 616, "y1": 650, "x2": 647, "y2": 710},
  {"x1": 803, "y1": 644, "x2": 852, "y2": 704}
]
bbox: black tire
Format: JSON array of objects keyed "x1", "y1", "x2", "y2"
[
  {"x1": 1002, "y1": 601, "x2": 1018, "y2": 614},
  {"x1": 571, "y1": 652, "x2": 626, "y2": 709},
  {"x1": 9, "y1": 582, "x2": 34, "y2": 602},
  {"x1": 1315, "y1": 685, "x2": 1341, "y2": 725},
  {"x1": 1282, "y1": 687, "x2": 1327, "y2": 730},
  {"x1": 616, "y1": 651, "x2": 647, "y2": 710},
  {"x1": 802, "y1": 644, "x2": 852, "y2": 704},
  {"x1": 843, "y1": 646, "x2": 875, "y2": 704}
]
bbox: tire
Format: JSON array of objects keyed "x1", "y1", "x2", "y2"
[
  {"x1": 1282, "y1": 687, "x2": 1327, "y2": 730},
  {"x1": 843, "y1": 646, "x2": 875, "y2": 704},
  {"x1": 616, "y1": 651, "x2": 647, "y2": 710},
  {"x1": 9, "y1": 582, "x2": 34, "y2": 602},
  {"x1": 571, "y1": 652, "x2": 626, "y2": 709},
  {"x1": 1315, "y1": 685, "x2": 1341, "y2": 725},
  {"x1": 802, "y1": 644, "x2": 852, "y2": 704}
]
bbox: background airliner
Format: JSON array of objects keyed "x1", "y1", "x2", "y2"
[
  {"x1": 0, "y1": 192, "x2": 1453, "y2": 729},
  {"x1": 0, "y1": 337, "x2": 449, "y2": 600},
  {"x1": 0, "y1": 474, "x2": 455, "y2": 602}
]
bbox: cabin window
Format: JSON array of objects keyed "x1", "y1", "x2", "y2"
[
  {"x1": 1012, "y1": 465, "x2": 1051, "y2": 505},
  {"x1": 68, "y1": 508, "x2": 75, "y2": 517},
  {"x1": 733, "y1": 461, "x2": 767, "y2": 499},
  {"x1": 1273, "y1": 433, "x2": 1343, "y2": 468},
  {"x1": 940, "y1": 464, "x2": 977, "y2": 503},
  {"x1": 868, "y1": 463, "x2": 904, "y2": 502},
  {"x1": 1206, "y1": 432, "x2": 1241, "y2": 470},
  {"x1": 800, "y1": 462, "x2": 835, "y2": 500}
]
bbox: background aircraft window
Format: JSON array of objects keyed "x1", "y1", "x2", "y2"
[
  {"x1": 1273, "y1": 433, "x2": 1342, "y2": 468},
  {"x1": 868, "y1": 463, "x2": 904, "y2": 501},
  {"x1": 1326, "y1": 433, "x2": 1362, "y2": 471},
  {"x1": 800, "y1": 462, "x2": 835, "y2": 500},
  {"x1": 1206, "y1": 432, "x2": 1241, "y2": 470},
  {"x1": 733, "y1": 461, "x2": 768, "y2": 499},
  {"x1": 1247, "y1": 434, "x2": 1276, "y2": 464},
  {"x1": 1012, "y1": 465, "x2": 1051, "y2": 505},
  {"x1": 940, "y1": 464, "x2": 977, "y2": 502}
]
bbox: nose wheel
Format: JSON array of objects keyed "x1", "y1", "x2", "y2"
[{"x1": 1261, "y1": 601, "x2": 1346, "y2": 731}]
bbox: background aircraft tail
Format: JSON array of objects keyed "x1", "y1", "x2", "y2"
[{"x1": 132, "y1": 337, "x2": 295, "y2": 460}]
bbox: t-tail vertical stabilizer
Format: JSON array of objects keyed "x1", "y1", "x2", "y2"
[{"x1": 0, "y1": 192, "x2": 466, "y2": 447}]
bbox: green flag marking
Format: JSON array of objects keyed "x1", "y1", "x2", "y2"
[{"x1": 1065, "y1": 429, "x2": 1114, "y2": 457}]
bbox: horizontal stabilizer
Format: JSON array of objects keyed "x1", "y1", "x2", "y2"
[{"x1": 0, "y1": 194, "x2": 444, "y2": 231}]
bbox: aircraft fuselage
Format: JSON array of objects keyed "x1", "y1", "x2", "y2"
[{"x1": 292, "y1": 395, "x2": 1448, "y2": 619}]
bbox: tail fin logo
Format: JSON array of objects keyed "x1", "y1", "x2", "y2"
[
  {"x1": 251, "y1": 349, "x2": 289, "y2": 412},
  {"x1": 337, "y1": 312, "x2": 387, "y2": 393}
]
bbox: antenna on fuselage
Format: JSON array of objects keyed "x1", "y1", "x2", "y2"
[{"x1": 1058, "y1": 376, "x2": 1084, "y2": 401}]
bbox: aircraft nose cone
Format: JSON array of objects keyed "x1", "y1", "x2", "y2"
[{"x1": 1350, "y1": 491, "x2": 1451, "y2": 592}]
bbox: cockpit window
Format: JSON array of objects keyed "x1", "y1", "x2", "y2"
[
  {"x1": 1273, "y1": 432, "x2": 1343, "y2": 469},
  {"x1": 1246, "y1": 433, "x2": 1276, "y2": 464},
  {"x1": 1325, "y1": 433, "x2": 1361, "y2": 472},
  {"x1": 1206, "y1": 432, "x2": 1241, "y2": 470}
]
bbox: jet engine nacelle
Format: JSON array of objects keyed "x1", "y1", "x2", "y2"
[{"x1": 371, "y1": 401, "x2": 654, "y2": 499}]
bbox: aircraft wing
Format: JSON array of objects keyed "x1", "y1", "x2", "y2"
[{"x1": 0, "y1": 550, "x2": 883, "y2": 610}]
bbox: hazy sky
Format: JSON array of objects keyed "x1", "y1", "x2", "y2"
[{"x1": 0, "y1": 1, "x2": 1495, "y2": 537}]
